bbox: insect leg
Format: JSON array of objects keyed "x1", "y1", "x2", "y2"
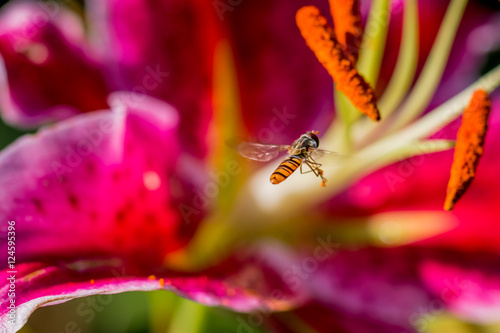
[
  {"x1": 308, "y1": 155, "x2": 323, "y2": 168},
  {"x1": 305, "y1": 158, "x2": 327, "y2": 187},
  {"x1": 300, "y1": 162, "x2": 316, "y2": 174},
  {"x1": 304, "y1": 160, "x2": 321, "y2": 177}
]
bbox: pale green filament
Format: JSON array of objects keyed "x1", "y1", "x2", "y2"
[
  {"x1": 388, "y1": 0, "x2": 468, "y2": 132},
  {"x1": 358, "y1": 139, "x2": 456, "y2": 177},
  {"x1": 352, "y1": 0, "x2": 420, "y2": 149},
  {"x1": 362, "y1": 64, "x2": 500, "y2": 160},
  {"x1": 327, "y1": 0, "x2": 391, "y2": 151},
  {"x1": 377, "y1": 0, "x2": 419, "y2": 118},
  {"x1": 357, "y1": 0, "x2": 391, "y2": 88}
]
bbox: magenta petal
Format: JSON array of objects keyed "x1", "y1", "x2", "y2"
[
  {"x1": 420, "y1": 252, "x2": 500, "y2": 323},
  {"x1": 269, "y1": 302, "x2": 417, "y2": 333},
  {"x1": 0, "y1": 1, "x2": 109, "y2": 127},
  {"x1": 225, "y1": 0, "x2": 335, "y2": 142},
  {"x1": 88, "y1": 0, "x2": 218, "y2": 157},
  {"x1": 307, "y1": 247, "x2": 434, "y2": 328},
  {"x1": 0, "y1": 245, "x2": 306, "y2": 331},
  {"x1": 304, "y1": 246, "x2": 500, "y2": 328},
  {"x1": 0, "y1": 92, "x2": 201, "y2": 267}
]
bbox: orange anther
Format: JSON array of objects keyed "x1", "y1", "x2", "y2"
[
  {"x1": 444, "y1": 89, "x2": 491, "y2": 211},
  {"x1": 329, "y1": 0, "x2": 362, "y2": 62},
  {"x1": 296, "y1": 6, "x2": 380, "y2": 121}
]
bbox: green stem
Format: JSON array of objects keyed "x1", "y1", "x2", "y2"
[
  {"x1": 149, "y1": 291, "x2": 178, "y2": 333},
  {"x1": 165, "y1": 299, "x2": 206, "y2": 333}
]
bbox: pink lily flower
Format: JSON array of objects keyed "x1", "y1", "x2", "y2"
[{"x1": 0, "y1": 0, "x2": 500, "y2": 332}]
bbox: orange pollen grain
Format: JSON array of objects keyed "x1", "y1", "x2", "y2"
[
  {"x1": 444, "y1": 89, "x2": 491, "y2": 211},
  {"x1": 159, "y1": 278, "x2": 165, "y2": 287},
  {"x1": 89, "y1": 279, "x2": 95, "y2": 285},
  {"x1": 296, "y1": 6, "x2": 380, "y2": 121},
  {"x1": 329, "y1": 0, "x2": 362, "y2": 62},
  {"x1": 148, "y1": 275, "x2": 156, "y2": 280}
]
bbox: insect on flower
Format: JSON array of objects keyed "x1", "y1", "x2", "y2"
[{"x1": 231, "y1": 131, "x2": 343, "y2": 187}]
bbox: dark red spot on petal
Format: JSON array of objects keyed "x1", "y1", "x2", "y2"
[
  {"x1": 115, "y1": 210, "x2": 126, "y2": 225},
  {"x1": 68, "y1": 193, "x2": 79, "y2": 209},
  {"x1": 31, "y1": 198, "x2": 44, "y2": 213}
]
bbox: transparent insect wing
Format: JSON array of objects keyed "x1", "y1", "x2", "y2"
[
  {"x1": 236, "y1": 142, "x2": 289, "y2": 162},
  {"x1": 310, "y1": 149, "x2": 345, "y2": 163}
]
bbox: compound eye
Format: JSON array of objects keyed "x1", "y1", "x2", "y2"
[{"x1": 309, "y1": 132, "x2": 319, "y2": 147}]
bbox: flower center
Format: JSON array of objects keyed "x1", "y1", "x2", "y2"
[{"x1": 174, "y1": 0, "x2": 500, "y2": 270}]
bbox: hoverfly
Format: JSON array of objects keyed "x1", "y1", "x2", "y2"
[{"x1": 232, "y1": 131, "x2": 342, "y2": 187}]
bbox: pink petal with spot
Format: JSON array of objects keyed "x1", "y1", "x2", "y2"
[
  {"x1": 0, "y1": 92, "x2": 201, "y2": 268},
  {"x1": 0, "y1": 1, "x2": 109, "y2": 127}
]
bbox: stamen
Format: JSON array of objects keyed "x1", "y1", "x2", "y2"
[
  {"x1": 329, "y1": 0, "x2": 362, "y2": 62},
  {"x1": 444, "y1": 89, "x2": 491, "y2": 211},
  {"x1": 296, "y1": 6, "x2": 380, "y2": 122}
]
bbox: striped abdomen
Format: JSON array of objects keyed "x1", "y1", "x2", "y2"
[{"x1": 270, "y1": 156, "x2": 303, "y2": 184}]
